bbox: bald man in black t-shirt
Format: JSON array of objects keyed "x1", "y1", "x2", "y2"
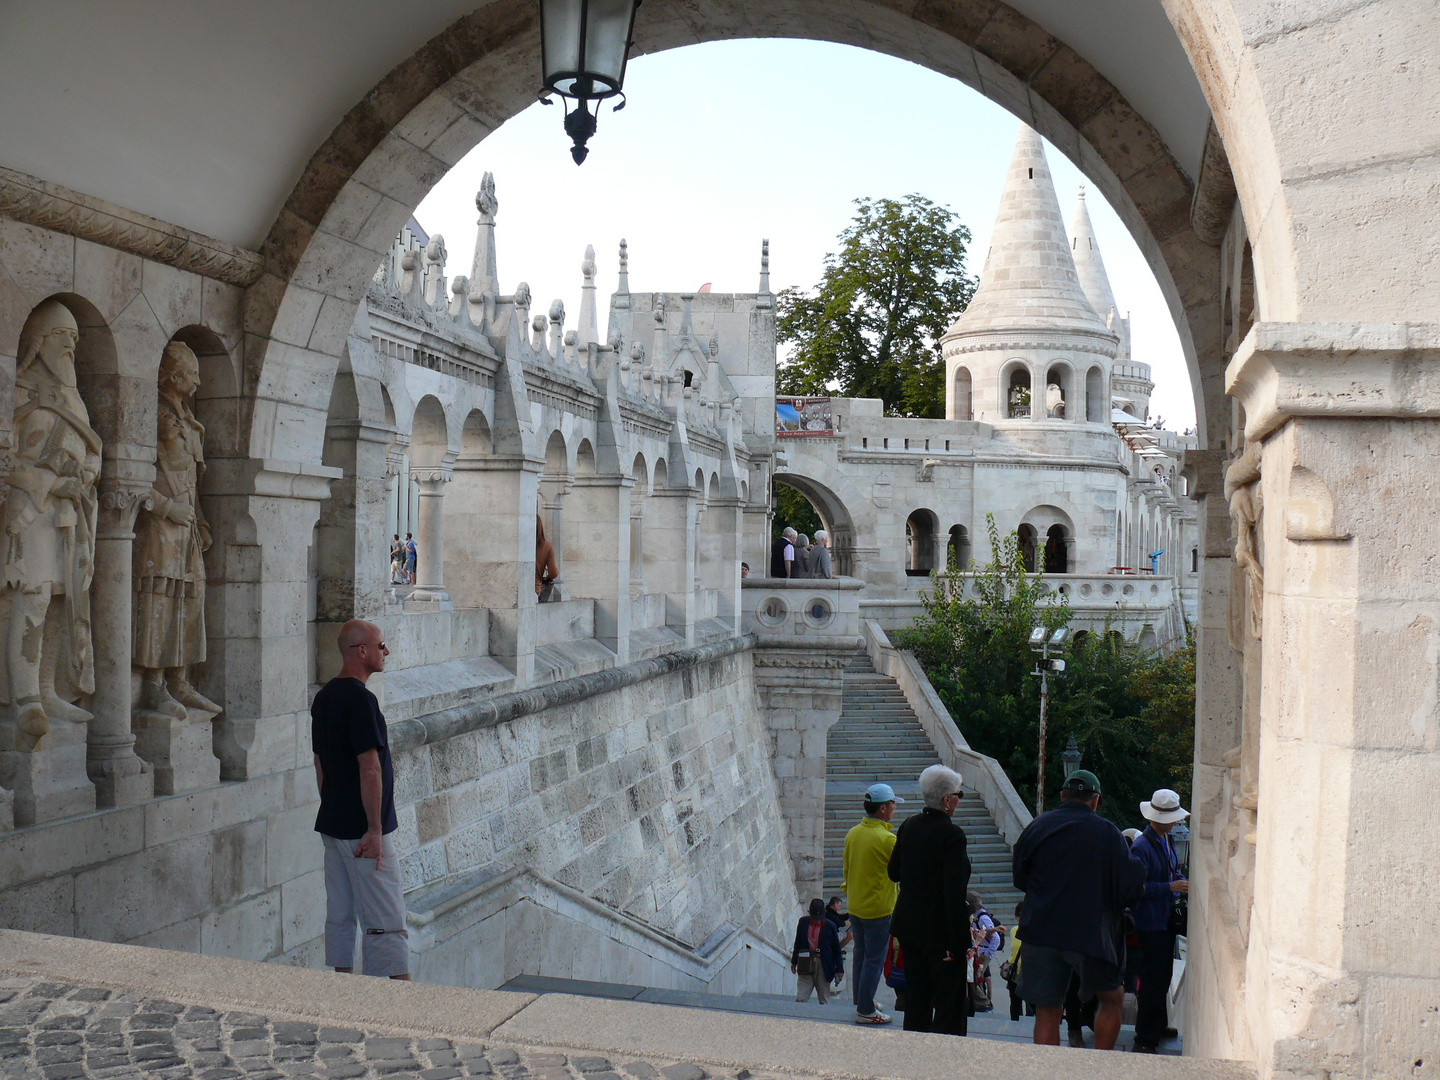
[{"x1": 312, "y1": 619, "x2": 409, "y2": 979}]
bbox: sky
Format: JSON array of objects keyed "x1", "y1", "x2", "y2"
[{"x1": 414, "y1": 39, "x2": 1196, "y2": 429}]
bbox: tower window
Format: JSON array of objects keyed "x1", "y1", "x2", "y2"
[{"x1": 1028, "y1": 168, "x2": 1033, "y2": 178}]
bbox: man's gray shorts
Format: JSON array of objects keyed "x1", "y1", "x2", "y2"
[
  {"x1": 322, "y1": 832, "x2": 409, "y2": 977},
  {"x1": 1017, "y1": 942, "x2": 1122, "y2": 1008}
]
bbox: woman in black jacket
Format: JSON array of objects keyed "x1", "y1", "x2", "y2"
[{"x1": 791, "y1": 898, "x2": 844, "y2": 1003}]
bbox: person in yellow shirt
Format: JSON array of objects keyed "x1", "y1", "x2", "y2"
[
  {"x1": 842, "y1": 782, "x2": 903, "y2": 1024},
  {"x1": 1005, "y1": 901, "x2": 1033, "y2": 1021}
]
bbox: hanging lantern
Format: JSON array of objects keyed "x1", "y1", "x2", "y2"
[{"x1": 538, "y1": 0, "x2": 641, "y2": 164}]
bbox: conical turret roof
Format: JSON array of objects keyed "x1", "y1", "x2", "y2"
[
  {"x1": 945, "y1": 125, "x2": 1115, "y2": 342},
  {"x1": 1069, "y1": 186, "x2": 1118, "y2": 326}
]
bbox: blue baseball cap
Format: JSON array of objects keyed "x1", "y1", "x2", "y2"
[{"x1": 864, "y1": 783, "x2": 904, "y2": 804}]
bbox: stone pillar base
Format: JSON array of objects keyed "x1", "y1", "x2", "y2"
[
  {"x1": 133, "y1": 708, "x2": 221, "y2": 796},
  {"x1": 0, "y1": 719, "x2": 97, "y2": 826},
  {"x1": 88, "y1": 750, "x2": 154, "y2": 808},
  {"x1": 404, "y1": 590, "x2": 453, "y2": 611}
]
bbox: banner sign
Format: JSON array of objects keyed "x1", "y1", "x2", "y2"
[{"x1": 775, "y1": 396, "x2": 833, "y2": 437}]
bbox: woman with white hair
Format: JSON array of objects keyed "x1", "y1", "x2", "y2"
[
  {"x1": 885, "y1": 764, "x2": 972, "y2": 1035},
  {"x1": 1130, "y1": 788, "x2": 1190, "y2": 1053}
]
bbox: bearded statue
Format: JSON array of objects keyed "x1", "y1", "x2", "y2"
[
  {"x1": 2, "y1": 300, "x2": 101, "y2": 751},
  {"x1": 133, "y1": 341, "x2": 219, "y2": 719}
]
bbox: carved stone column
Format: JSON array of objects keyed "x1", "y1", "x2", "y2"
[
  {"x1": 88, "y1": 480, "x2": 155, "y2": 807},
  {"x1": 408, "y1": 468, "x2": 452, "y2": 608}
]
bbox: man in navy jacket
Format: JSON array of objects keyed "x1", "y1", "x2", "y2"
[
  {"x1": 792, "y1": 898, "x2": 844, "y2": 1003},
  {"x1": 1131, "y1": 789, "x2": 1190, "y2": 1052},
  {"x1": 1012, "y1": 770, "x2": 1145, "y2": 1049}
]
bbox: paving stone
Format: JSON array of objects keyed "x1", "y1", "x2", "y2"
[
  {"x1": 33, "y1": 1031, "x2": 81, "y2": 1046},
  {"x1": 318, "y1": 1027, "x2": 363, "y2": 1043},
  {"x1": 660, "y1": 1066, "x2": 706, "y2": 1080},
  {"x1": 486, "y1": 1049, "x2": 519, "y2": 1065},
  {"x1": 274, "y1": 1021, "x2": 320, "y2": 1044},
  {"x1": 422, "y1": 1070, "x2": 464, "y2": 1080},
  {"x1": 320, "y1": 1064, "x2": 368, "y2": 1080},
  {"x1": 67, "y1": 989, "x2": 111, "y2": 1003},
  {"x1": 573, "y1": 1058, "x2": 613, "y2": 1073},
  {"x1": 623, "y1": 1065, "x2": 659, "y2": 1080}
]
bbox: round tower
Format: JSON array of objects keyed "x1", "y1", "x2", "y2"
[
  {"x1": 942, "y1": 125, "x2": 1118, "y2": 426},
  {"x1": 1111, "y1": 361, "x2": 1155, "y2": 421}
]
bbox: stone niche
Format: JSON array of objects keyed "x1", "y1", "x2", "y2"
[{"x1": 0, "y1": 291, "x2": 230, "y2": 827}]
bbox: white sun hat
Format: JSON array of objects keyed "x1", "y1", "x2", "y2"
[{"x1": 1140, "y1": 788, "x2": 1188, "y2": 824}]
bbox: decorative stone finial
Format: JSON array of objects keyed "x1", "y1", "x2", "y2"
[
  {"x1": 514, "y1": 281, "x2": 531, "y2": 308},
  {"x1": 476, "y1": 172, "x2": 498, "y2": 221},
  {"x1": 618, "y1": 238, "x2": 630, "y2": 293},
  {"x1": 582, "y1": 244, "x2": 596, "y2": 282},
  {"x1": 759, "y1": 238, "x2": 770, "y2": 293},
  {"x1": 708, "y1": 331, "x2": 720, "y2": 357}
]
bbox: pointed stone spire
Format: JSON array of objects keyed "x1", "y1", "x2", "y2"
[
  {"x1": 469, "y1": 173, "x2": 499, "y2": 315},
  {"x1": 576, "y1": 244, "x2": 598, "y2": 348},
  {"x1": 1069, "y1": 186, "x2": 1118, "y2": 324},
  {"x1": 945, "y1": 125, "x2": 1114, "y2": 342}
]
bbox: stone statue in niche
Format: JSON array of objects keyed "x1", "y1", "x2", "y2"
[
  {"x1": 1, "y1": 300, "x2": 101, "y2": 750},
  {"x1": 133, "y1": 341, "x2": 219, "y2": 719}
]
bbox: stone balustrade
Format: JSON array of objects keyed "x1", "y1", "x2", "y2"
[{"x1": 739, "y1": 576, "x2": 864, "y2": 644}]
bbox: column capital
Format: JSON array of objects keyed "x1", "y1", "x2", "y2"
[
  {"x1": 1228, "y1": 321, "x2": 1440, "y2": 442},
  {"x1": 413, "y1": 468, "x2": 453, "y2": 493},
  {"x1": 95, "y1": 479, "x2": 155, "y2": 537}
]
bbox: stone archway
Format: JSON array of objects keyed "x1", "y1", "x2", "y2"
[
  {"x1": 161, "y1": 5, "x2": 1440, "y2": 1075},
  {"x1": 773, "y1": 472, "x2": 864, "y2": 579},
  {"x1": 238, "y1": 0, "x2": 1259, "y2": 480}
]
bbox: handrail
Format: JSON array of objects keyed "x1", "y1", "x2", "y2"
[{"x1": 861, "y1": 620, "x2": 1033, "y2": 846}]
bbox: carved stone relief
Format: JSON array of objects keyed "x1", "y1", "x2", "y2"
[{"x1": 1, "y1": 301, "x2": 101, "y2": 751}]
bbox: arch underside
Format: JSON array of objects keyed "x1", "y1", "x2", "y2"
[{"x1": 244, "y1": 0, "x2": 1224, "y2": 477}]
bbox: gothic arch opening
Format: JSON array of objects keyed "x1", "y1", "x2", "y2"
[{"x1": 773, "y1": 473, "x2": 858, "y2": 578}]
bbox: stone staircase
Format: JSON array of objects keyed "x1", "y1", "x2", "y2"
[{"x1": 823, "y1": 654, "x2": 1023, "y2": 917}]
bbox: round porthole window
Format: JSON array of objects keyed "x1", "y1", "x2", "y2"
[
  {"x1": 802, "y1": 596, "x2": 834, "y2": 628},
  {"x1": 756, "y1": 596, "x2": 789, "y2": 627}
]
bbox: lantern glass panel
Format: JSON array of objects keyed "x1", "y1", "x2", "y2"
[
  {"x1": 581, "y1": 0, "x2": 635, "y2": 87},
  {"x1": 541, "y1": 0, "x2": 585, "y2": 92}
]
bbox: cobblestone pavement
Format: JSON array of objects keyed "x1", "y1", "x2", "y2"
[{"x1": 0, "y1": 976, "x2": 752, "y2": 1080}]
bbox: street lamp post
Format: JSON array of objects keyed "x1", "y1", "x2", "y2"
[
  {"x1": 1171, "y1": 820, "x2": 1191, "y2": 874},
  {"x1": 538, "y1": 0, "x2": 642, "y2": 164},
  {"x1": 1029, "y1": 626, "x2": 1069, "y2": 816},
  {"x1": 1062, "y1": 735, "x2": 1082, "y2": 780}
]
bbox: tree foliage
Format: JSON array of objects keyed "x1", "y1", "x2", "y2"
[
  {"x1": 894, "y1": 516, "x2": 1196, "y2": 828},
  {"x1": 775, "y1": 195, "x2": 976, "y2": 418},
  {"x1": 771, "y1": 483, "x2": 822, "y2": 545}
]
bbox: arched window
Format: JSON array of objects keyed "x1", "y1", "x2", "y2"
[
  {"x1": 1191, "y1": 547, "x2": 1199, "y2": 574},
  {"x1": 1006, "y1": 365, "x2": 1031, "y2": 419},
  {"x1": 906, "y1": 510, "x2": 939, "y2": 575},
  {"x1": 953, "y1": 366, "x2": 973, "y2": 421},
  {"x1": 1044, "y1": 362, "x2": 1071, "y2": 419},
  {"x1": 1044, "y1": 524, "x2": 1069, "y2": 573},
  {"x1": 1086, "y1": 366, "x2": 1105, "y2": 422},
  {"x1": 1018, "y1": 524, "x2": 1038, "y2": 572},
  {"x1": 948, "y1": 525, "x2": 971, "y2": 571}
]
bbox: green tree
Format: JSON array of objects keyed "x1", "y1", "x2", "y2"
[
  {"x1": 776, "y1": 195, "x2": 976, "y2": 418},
  {"x1": 895, "y1": 516, "x2": 1196, "y2": 827},
  {"x1": 771, "y1": 483, "x2": 822, "y2": 545}
]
